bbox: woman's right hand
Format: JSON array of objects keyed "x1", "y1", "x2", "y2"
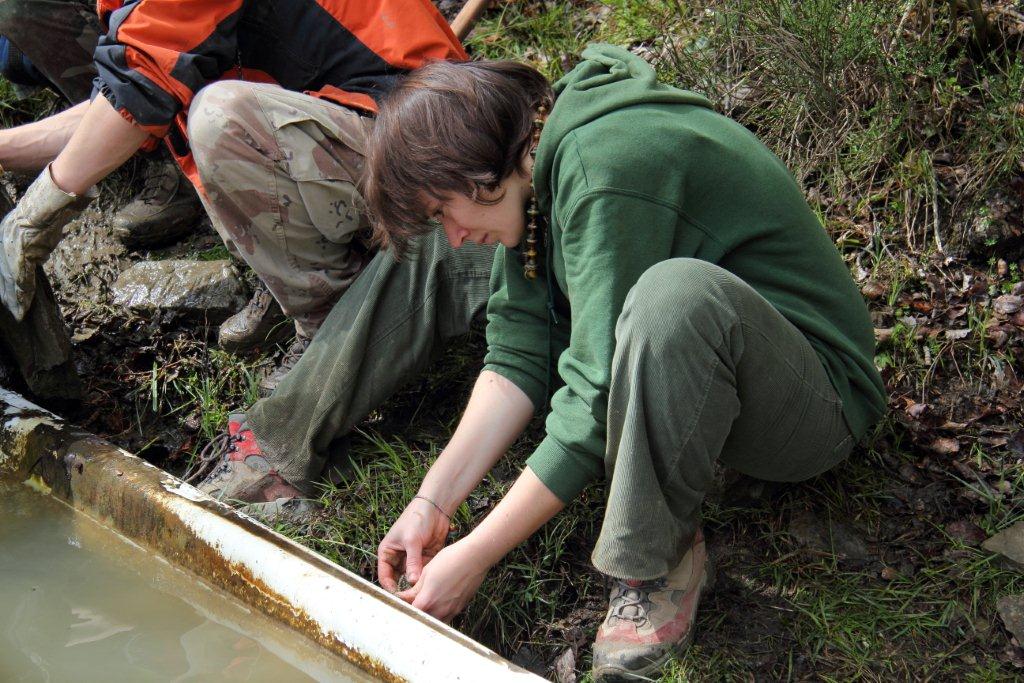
[{"x1": 377, "y1": 496, "x2": 452, "y2": 592}]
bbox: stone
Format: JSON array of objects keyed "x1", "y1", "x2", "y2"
[
  {"x1": 861, "y1": 281, "x2": 886, "y2": 300},
  {"x1": 788, "y1": 509, "x2": 870, "y2": 561},
  {"x1": 983, "y1": 523, "x2": 1024, "y2": 569},
  {"x1": 553, "y1": 646, "x2": 576, "y2": 683},
  {"x1": 112, "y1": 260, "x2": 246, "y2": 321},
  {"x1": 997, "y1": 595, "x2": 1024, "y2": 644}
]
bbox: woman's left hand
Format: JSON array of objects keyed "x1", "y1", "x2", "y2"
[{"x1": 397, "y1": 536, "x2": 491, "y2": 622}]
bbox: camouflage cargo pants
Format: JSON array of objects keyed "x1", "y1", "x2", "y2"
[
  {"x1": 0, "y1": 0, "x2": 99, "y2": 103},
  {"x1": 188, "y1": 81, "x2": 375, "y2": 337}
]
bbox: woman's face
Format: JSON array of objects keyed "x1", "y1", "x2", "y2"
[{"x1": 424, "y1": 170, "x2": 533, "y2": 249}]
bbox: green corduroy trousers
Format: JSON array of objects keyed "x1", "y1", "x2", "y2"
[
  {"x1": 592, "y1": 258, "x2": 855, "y2": 580},
  {"x1": 247, "y1": 231, "x2": 494, "y2": 494}
]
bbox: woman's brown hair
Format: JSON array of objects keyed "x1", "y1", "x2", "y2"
[{"x1": 362, "y1": 59, "x2": 553, "y2": 256}]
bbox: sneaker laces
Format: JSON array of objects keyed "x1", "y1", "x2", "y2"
[
  {"x1": 183, "y1": 431, "x2": 242, "y2": 484},
  {"x1": 244, "y1": 282, "x2": 273, "y2": 314},
  {"x1": 607, "y1": 579, "x2": 663, "y2": 626},
  {"x1": 278, "y1": 335, "x2": 311, "y2": 371},
  {"x1": 137, "y1": 162, "x2": 176, "y2": 204}
]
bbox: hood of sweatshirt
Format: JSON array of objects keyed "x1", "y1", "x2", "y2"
[{"x1": 532, "y1": 43, "x2": 713, "y2": 214}]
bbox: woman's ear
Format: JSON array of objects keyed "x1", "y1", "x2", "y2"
[
  {"x1": 515, "y1": 150, "x2": 534, "y2": 183},
  {"x1": 473, "y1": 182, "x2": 508, "y2": 206}
]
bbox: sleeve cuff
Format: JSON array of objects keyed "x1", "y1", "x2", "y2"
[
  {"x1": 482, "y1": 362, "x2": 548, "y2": 413},
  {"x1": 525, "y1": 436, "x2": 602, "y2": 504}
]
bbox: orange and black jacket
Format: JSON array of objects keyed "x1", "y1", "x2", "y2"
[{"x1": 93, "y1": 0, "x2": 467, "y2": 184}]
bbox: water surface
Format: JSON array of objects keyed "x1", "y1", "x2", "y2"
[{"x1": 0, "y1": 479, "x2": 371, "y2": 682}]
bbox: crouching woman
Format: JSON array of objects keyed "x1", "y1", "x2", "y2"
[{"x1": 364, "y1": 45, "x2": 886, "y2": 682}]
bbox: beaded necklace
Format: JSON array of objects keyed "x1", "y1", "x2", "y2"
[{"x1": 523, "y1": 102, "x2": 547, "y2": 280}]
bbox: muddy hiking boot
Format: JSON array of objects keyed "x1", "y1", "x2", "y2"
[
  {"x1": 192, "y1": 413, "x2": 314, "y2": 523},
  {"x1": 218, "y1": 280, "x2": 291, "y2": 354},
  {"x1": 258, "y1": 333, "x2": 312, "y2": 397},
  {"x1": 0, "y1": 164, "x2": 96, "y2": 320},
  {"x1": 591, "y1": 530, "x2": 712, "y2": 682},
  {"x1": 113, "y1": 156, "x2": 202, "y2": 249}
]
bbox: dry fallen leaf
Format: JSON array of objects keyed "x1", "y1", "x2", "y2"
[
  {"x1": 1008, "y1": 431, "x2": 1024, "y2": 456},
  {"x1": 947, "y1": 305, "x2": 968, "y2": 320},
  {"x1": 997, "y1": 595, "x2": 1024, "y2": 647},
  {"x1": 906, "y1": 402, "x2": 929, "y2": 419},
  {"x1": 929, "y1": 437, "x2": 961, "y2": 454},
  {"x1": 993, "y1": 294, "x2": 1023, "y2": 316},
  {"x1": 947, "y1": 520, "x2": 987, "y2": 546}
]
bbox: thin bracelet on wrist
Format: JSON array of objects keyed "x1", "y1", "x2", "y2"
[{"x1": 413, "y1": 494, "x2": 451, "y2": 521}]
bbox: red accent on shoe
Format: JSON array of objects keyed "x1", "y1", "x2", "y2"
[{"x1": 225, "y1": 415, "x2": 268, "y2": 463}]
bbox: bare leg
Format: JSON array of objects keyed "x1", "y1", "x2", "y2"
[
  {"x1": 0, "y1": 100, "x2": 87, "y2": 172},
  {"x1": 49, "y1": 96, "x2": 148, "y2": 194}
]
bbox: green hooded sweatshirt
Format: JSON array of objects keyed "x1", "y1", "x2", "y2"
[{"x1": 483, "y1": 44, "x2": 886, "y2": 504}]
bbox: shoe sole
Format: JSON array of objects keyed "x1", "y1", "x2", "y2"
[
  {"x1": 592, "y1": 556, "x2": 716, "y2": 683},
  {"x1": 239, "y1": 498, "x2": 317, "y2": 524}
]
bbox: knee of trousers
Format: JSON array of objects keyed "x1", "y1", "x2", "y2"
[
  {"x1": 188, "y1": 81, "x2": 267, "y2": 173},
  {"x1": 615, "y1": 258, "x2": 741, "y2": 357}
]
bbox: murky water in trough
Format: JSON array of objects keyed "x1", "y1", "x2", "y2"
[{"x1": 0, "y1": 479, "x2": 372, "y2": 682}]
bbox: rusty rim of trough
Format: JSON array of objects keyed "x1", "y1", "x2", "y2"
[{"x1": 0, "y1": 389, "x2": 542, "y2": 683}]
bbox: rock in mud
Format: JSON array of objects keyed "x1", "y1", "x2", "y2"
[
  {"x1": 553, "y1": 647, "x2": 576, "y2": 683},
  {"x1": 983, "y1": 523, "x2": 1024, "y2": 569},
  {"x1": 112, "y1": 260, "x2": 246, "y2": 321},
  {"x1": 997, "y1": 595, "x2": 1024, "y2": 645}
]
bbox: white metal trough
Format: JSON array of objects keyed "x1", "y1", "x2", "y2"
[{"x1": 0, "y1": 388, "x2": 544, "y2": 683}]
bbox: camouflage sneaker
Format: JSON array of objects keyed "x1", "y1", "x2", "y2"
[
  {"x1": 258, "y1": 334, "x2": 311, "y2": 397},
  {"x1": 194, "y1": 413, "x2": 306, "y2": 506},
  {"x1": 218, "y1": 280, "x2": 291, "y2": 354},
  {"x1": 591, "y1": 530, "x2": 711, "y2": 683},
  {"x1": 112, "y1": 157, "x2": 202, "y2": 249}
]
